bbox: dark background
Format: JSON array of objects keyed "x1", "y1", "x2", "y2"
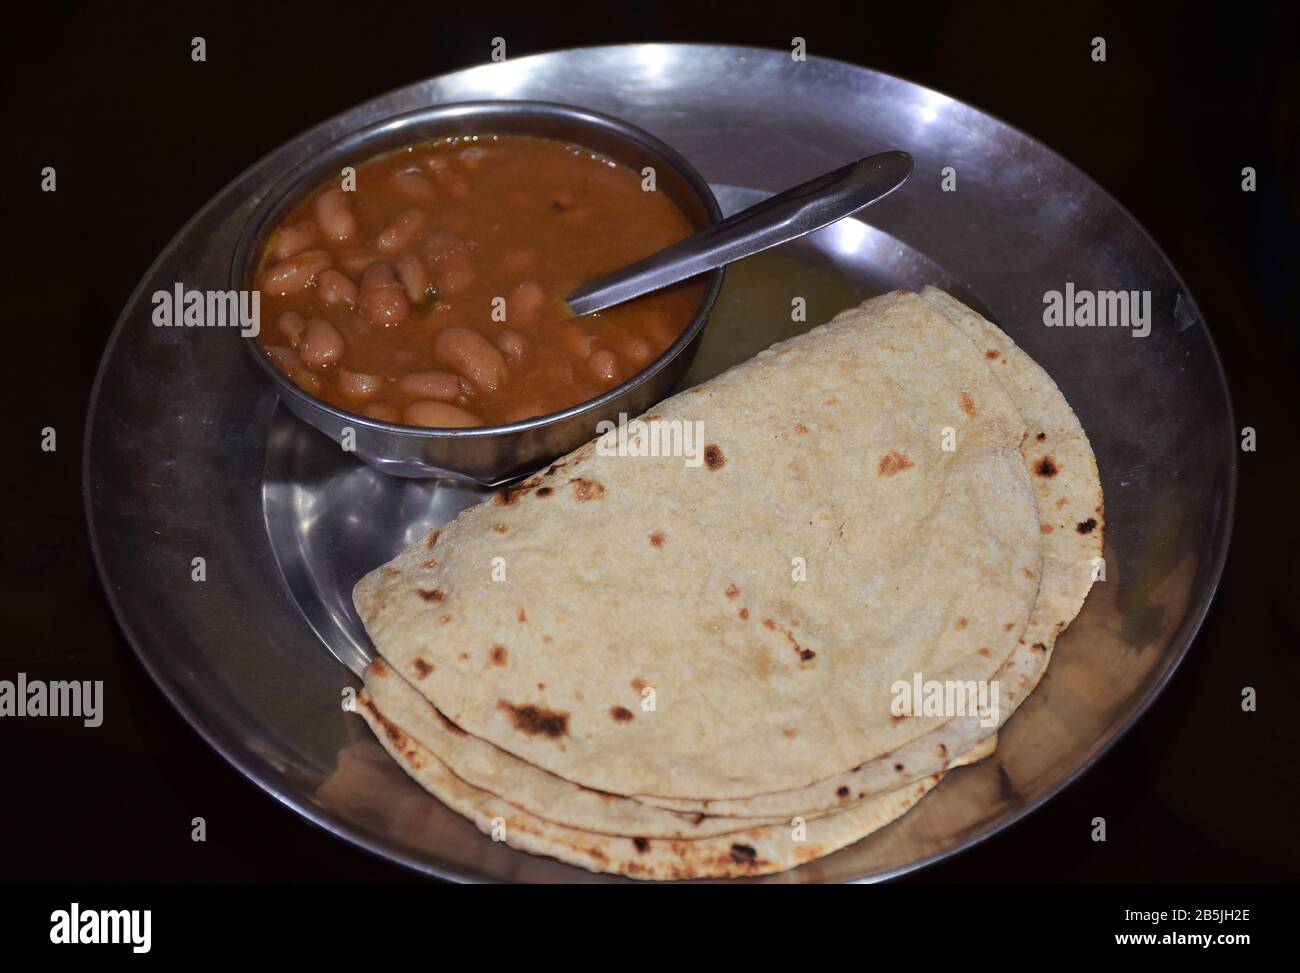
[{"x1": 3, "y1": 0, "x2": 1297, "y2": 882}]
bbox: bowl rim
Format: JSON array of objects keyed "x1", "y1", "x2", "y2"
[{"x1": 231, "y1": 98, "x2": 725, "y2": 439}]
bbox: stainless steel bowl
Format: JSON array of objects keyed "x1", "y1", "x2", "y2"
[{"x1": 231, "y1": 100, "x2": 724, "y2": 483}]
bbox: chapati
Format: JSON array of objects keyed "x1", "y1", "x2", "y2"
[{"x1": 355, "y1": 289, "x2": 1042, "y2": 799}]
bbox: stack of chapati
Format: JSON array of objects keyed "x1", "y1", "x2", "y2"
[{"x1": 351, "y1": 288, "x2": 1102, "y2": 879}]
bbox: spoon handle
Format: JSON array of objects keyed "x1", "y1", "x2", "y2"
[{"x1": 565, "y1": 150, "x2": 913, "y2": 316}]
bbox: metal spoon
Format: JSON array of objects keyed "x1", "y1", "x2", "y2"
[{"x1": 565, "y1": 150, "x2": 913, "y2": 316}]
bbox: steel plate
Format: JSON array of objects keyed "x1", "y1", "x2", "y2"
[{"x1": 84, "y1": 44, "x2": 1235, "y2": 883}]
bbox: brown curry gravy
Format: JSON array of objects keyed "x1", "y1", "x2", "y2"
[{"x1": 254, "y1": 134, "x2": 706, "y2": 426}]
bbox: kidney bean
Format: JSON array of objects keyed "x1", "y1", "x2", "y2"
[
  {"x1": 300, "y1": 317, "x2": 344, "y2": 368},
  {"x1": 261, "y1": 249, "x2": 332, "y2": 296},
  {"x1": 315, "y1": 186, "x2": 356, "y2": 242},
  {"x1": 270, "y1": 221, "x2": 317, "y2": 261},
  {"x1": 317, "y1": 269, "x2": 358, "y2": 307},
  {"x1": 402, "y1": 401, "x2": 483, "y2": 428},
  {"x1": 362, "y1": 402, "x2": 401, "y2": 423},
  {"x1": 337, "y1": 368, "x2": 381, "y2": 401},
  {"x1": 264, "y1": 345, "x2": 301, "y2": 374},
  {"x1": 375, "y1": 208, "x2": 428, "y2": 253},
  {"x1": 391, "y1": 168, "x2": 436, "y2": 202},
  {"x1": 459, "y1": 147, "x2": 487, "y2": 171},
  {"x1": 395, "y1": 252, "x2": 433, "y2": 305},
  {"x1": 434, "y1": 326, "x2": 507, "y2": 392},
  {"x1": 359, "y1": 262, "x2": 410, "y2": 327},
  {"x1": 277, "y1": 311, "x2": 306, "y2": 347},
  {"x1": 623, "y1": 336, "x2": 652, "y2": 365},
  {"x1": 396, "y1": 370, "x2": 461, "y2": 401},
  {"x1": 432, "y1": 166, "x2": 469, "y2": 199},
  {"x1": 561, "y1": 323, "x2": 595, "y2": 359},
  {"x1": 292, "y1": 368, "x2": 321, "y2": 394},
  {"x1": 338, "y1": 248, "x2": 381, "y2": 275},
  {"x1": 588, "y1": 348, "x2": 621, "y2": 383},
  {"x1": 509, "y1": 281, "x2": 545, "y2": 324},
  {"x1": 420, "y1": 232, "x2": 464, "y2": 262},
  {"x1": 495, "y1": 330, "x2": 526, "y2": 365},
  {"x1": 430, "y1": 250, "x2": 474, "y2": 295}
]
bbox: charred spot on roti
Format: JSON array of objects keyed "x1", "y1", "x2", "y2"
[
  {"x1": 837, "y1": 785, "x2": 850, "y2": 799},
  {"x1": 544, "y1": 462, "x2": 566, "y2": 477},
  {"x1": 1077, "y1": 517, "x2": 1097, "y2": 534},
  {"x1": 492, "y1": 523, "x2": 509, "y2": 533},
  {"x1": 458, "y1": 651, "x2": 470, "y2": 661},
  {"x1": 489, "y1": 644, "x2": 508, "y2": 666},
  {"x1": 569, "y1": 477, "x2": 604, "y2": 501},
  {"x1": 763, "y1": 617, "x2": 815, "y2": 662},
  {"x1": 1040, "y1": 523, "x2": 1054, "y2": 534},
  {"x1": 536, "y1": 486, "x2": 553, "y2": 497},
  {"x1": 1034, "y1": 455, "x2": 1058, "y2": 478},
  {"x1": 793, "y1": 422, "x2": 809, "y2": 435},
  {"x1": 424, "y1": 529, "x2": 440, "y2": 549},
  {"x1": 631, "y1": 677, "x2": 647, "y2": 693},
  {"x1": 495, "y1": 483, "x2": 533, "y2": 506},
  {"x1": 1023, "y1": 568, "x2": 1035, "y2": 579},
  {"x1": 729, "y1": 844, "x2": 758, "y2": 865},
  {"x1": 440, "y1": 613, "x2": 452, "y2": 624},
  {"x1": 417, "y1": 588, "x2": 446, "y2": 602},
  {"x1": 498, "y1": 699, "x2": 569, "y2": 738},
  {"x1": 738, "y1": 607, "x2": 749, "y2": 620},
  {"x1": 894, "y1": 762, "x2": 906, "y2": 773},
  {"x1": 383, "y1": 567, "x2": 401, "y2": 577},
  {"x1": 978, "y1": 646, "x2": 993, "y2": 658},
  {"x1": 435, "y1": 708, "x2": 468, "y2": 736},
  {"x1": 986, "y1": 349, "x2": 1000, "y2": 360},
  {"x1": 411, "y1": 658, "x2": 433, "y2": 679},
  {"x1": 610, "y1": 706, "x2": 634, "y2": 722},
  {"x1": 421, "y1": 558, "x2": 438, "y2": 569},
  {"x1": 935, "y1": 742, "x2": 948, "y2": 758},
  {"x1": 955, "y1": 617, "x2": 969, "y2": 630},
  {"x1": 633, "y1": 837, "x2": 650, "y2": 853},
  {"x1": 371, "y1": 659, "x2": 390, "y2": 677},
  {"x1": 891, "y1": 713, "x2": 909, "y2": 725},
  {"x1": 1035, "y1": 431, "x2": 1047, "y2": 441},
  {"x1": 649, "y1": 531, "x2": 665, "y2": 547},
  {"x1": 878, "y1": 450, "x2": 914, "y2": 476},
  {"x1": 1032, "y1": 642, "x2": 1047, "y2": 653},
  {"x1": 783, "y1": 728, "x2": 797, "y2": 738},
  {"x1": 1055, "y1": 497, "x2": 1069, "y2": 509},
  {"x1": 1003, "y1": 622, "x2": 1015, "y2": 631},
  {"x1": 364, "y1": 700, "x2": 426, "y2": 768},
  {"x1": 725, "y1": 583, "x2": 740, "y2": 598},
  {"x1": 959, "y1": 392, "x2": 976, "y2": 417},
  {"x1": 517, "y1": 606, "x2": 527, "y2": 623},
  {"x1": 704, "y1": 444, "x2": 726, "y2": 470}
]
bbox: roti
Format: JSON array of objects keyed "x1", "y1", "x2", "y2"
[
  {"x1": 355, "y1": 686, "x2": 997, "y2": 879},
  {"x1": 362, "y1": 657, "x2": 794, "y2": 838},
  {"x1": 354, "y1": 290, "x2": 1042, "y2": 799},
  {"x1": 631, "y1": 288, "x2": 1104, "y2": 817}
]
